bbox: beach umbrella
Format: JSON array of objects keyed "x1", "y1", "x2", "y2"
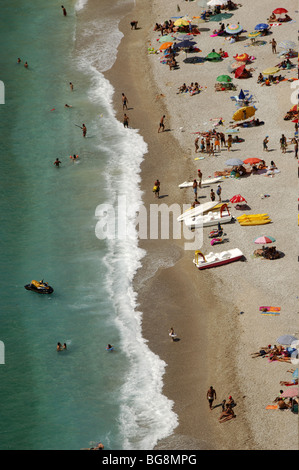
[
  {"x1": 255, "y1": 23, "x2": 269, "y2": 31},
  {"x1": 159, "y1": 42, "x2": 174, "y2": 50},
  {"x1": 243, "y1": 157, "x2": 262, "y2": 165},
  {"x1": 262, "y1": 66, "x2": 280, "y2": 75},
  {"x1": 206, "y1": 51, "x2": 221, "y2": 61},
  {"x1": 272, "y1": 8, "x2": 288, "y2": 15},
  {"x1": 174, "y1": 18, "x2": 190, "y2": 26},
  {"x1": 247, "y1": 31, "x2": 262, "y2": 39},
  {"x1": 225, "y1": 24, "x2": 243, "y2": 35},
  {"x1": 216, "y1": 74, "x2": 232, "y2": 83},
  {"x1": 208, "y1": 12, "x2": 233, "y2": 22},
  {"x1": 230, "y1": 194, "x2": 247, "y2": 203},
  {"x1": 227, "y1": 61, "x2": 246, "y2": 73},
  {"x1": 290, "y1": 105, "x2": 297, "y2": 113},
  {"x1": 278, "y1": 40, "x2": 296, "y2": 51},
  {"x1": 233, "y1": 106, "x2": 255, "y2": 121},
  {"x1": 238, "y1": 89, "x2": 246, "y2": 100},
  {"x1": 225, "y1": 158, "x2": 244, "y2": 166},
  {"x1": 158, "y1": 35, "x2": 175, "y2": 43},
  {"x1": 292, "y1": 118, "x2": 298, "y2": 123},
  {"x1": 277, "y1": 335, "x2": 298, "y2": 345},
  {"x1": 254, "y1": 236, "x2": 275, "y2": 244},
  {"x1": 234, "y1": 64, "x2": 247, "y2": 79},
  {"x1": 235, "y1": 53, "x2": 249, "y2": 62},
  {"x1": 281, "y1": 388, "x2": 298, "y2": 398},
  {"x1": 177, "y1": 39, "x2": 196, "y2": 49}
]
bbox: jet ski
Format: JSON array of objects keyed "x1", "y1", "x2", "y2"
[{"x1": 24, "y1": 280, "x2": 54, "y2": 294}]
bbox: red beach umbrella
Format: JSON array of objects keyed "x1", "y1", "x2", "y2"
[
  {"x1": 292, "y1": 119, "x2": 298, "y2": 123},
  {"x1": 272, "y1": 8, "x2": 288, "y2": 15},
  {"x1": 254, "y1": 236, "x2": 275, "y2": 244},
  {"x1": 234, "y1": 64, "x2": 246, "y2": 78},
  {"x1": 230, "y1": 194, "x2": 247, "y2": 203},
  {"x1": 243, "y1": 157, "x2": 262, "y2": 165}
]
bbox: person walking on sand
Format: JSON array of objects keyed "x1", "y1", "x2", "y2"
[
  {"x1": 207, "y1": 386, "x2": 217, "y2": 410},
  {"x1": 227, "y1": 134, "x2": 232, "y2": 151},
  {"x1": 158, "y1": 115, "x2": 165, "y2": 133},
  {"x1": 280, "y1": 134, "x2": 287, "y2": 153},
  {"x1": 195, "y1": 136, "x2": 199, "y2": 153},
  {"x1": 169, "y1": 327, "x2": 177, "y2": 341},
  {"x1": 153, "y1": 179, "x2": 160, "y2": 198},
  {"x1": 197, "y1": 169, "x2": 202, "y2": 188},
  {"x1": 208, "y1": 142, "x2": 214, "y2": 157},
  {"x1": 263, "y1": 136, "x2": 269, "y2": 152},
  {"x1": 216, "y1": 184, "x2": 222, "y2": 202},
  {"x1": 192, "y1": 179, "x2": 198, "y2": 199},
  {"x1": 61, "y1": 5, "x2": 67, "y2": 16},
  {"x1": 123, "y1": 114, "x2": 129, "y2": 128},
  {"x1": 270, "y1": 38, "x2": 277, "y2": 54},
  {"x1": 122, "y1": 93, "x2": 128, "y2": 110},
  {"x1": 210, "y1": 189, "x2": 215, "y2": 202},
  {"x1": 200, "y1": 138, "x2": 205, "y2": 153}
]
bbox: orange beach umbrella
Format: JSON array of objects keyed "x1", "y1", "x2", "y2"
[
  {"x1": 243, "y1": 157, "x2": 262, "y2": 165},
  {"x1": 159, "y1": 42, "x2": 174, "y2": 50}
]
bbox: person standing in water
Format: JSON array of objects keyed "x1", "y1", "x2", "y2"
[
  {"x1": 61, "y1": 5, "x2": 67, "y2": 16},
  {"x1": 82, "y1": 124, "x2": 87, "y2": 137},
  {"x1": 54, "y1": 158, "x2": 62, "y2": 167}
]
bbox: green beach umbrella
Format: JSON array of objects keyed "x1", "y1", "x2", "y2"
[
  {"x1": 158, "y1": 35, "x2": 175, "y2": 43},
  {"x1": 206, "y1": 51, "x2": 221, "y2": 61},
  {"x1": 216, "y1": 74, "x2": 232, "y2": 83},
  {"x1": 247, "y1": 31, "x2": 262, "y2": 39}
]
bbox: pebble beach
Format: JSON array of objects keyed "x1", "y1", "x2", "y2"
[{"x1": 105, "y1": 0, "x2": 299, "y2": 450}]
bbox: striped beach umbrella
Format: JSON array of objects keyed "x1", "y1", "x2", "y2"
[
  {"x1": 225, "y1": 24, "x2": 243, "y2": 35},
  {"x1": 247, "y1": 31, "x2": 262, "y2": 39},
  {"x1": 230, "y1": 194, "x2": 247, "y2": 203},
  {"x1": 254, "y1": 236, "x2": 275, "y2": 244}
]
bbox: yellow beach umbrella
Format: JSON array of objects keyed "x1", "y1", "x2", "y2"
[
  {"x1": 233, "y1": 106, "x2": 256, "y2": 121},
  {"x1": 262, "y1": 66, "x2": 280, "y2": 75},
  {"x1": 159, "y1": 41, "x2": 174, "y2": 50},
  {"x1": 174, "y1": 18, "x2": 190, "y2": 26}
]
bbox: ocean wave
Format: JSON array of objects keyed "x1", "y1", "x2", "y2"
[{"x1": 76, "y1": 42, "x2": 178, "y2": 449}]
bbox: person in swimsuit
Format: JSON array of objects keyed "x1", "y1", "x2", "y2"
[
  {"x1": 54, "y1": 158, "x2": 62, "y2": 167},
  {"x1": 207, "y1": 386, "x2": 217, "y2": 410},
  {"x1": 123, "y1": 114, "x2": 129, "y2": 128},
  {"x1": 158, "y1": 115, "x2": 165, "y2": 133},
  {"x1": 122, "y1": 93, "x2": 128, "y2": 110},
  {"x1": 61, "y1": 5, "x2": 67, "y2": 16},
  {"x1": 82, "y1": 124, "x2": 87, "y2": 137}
]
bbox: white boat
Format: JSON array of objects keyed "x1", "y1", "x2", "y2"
[
  {"x1": 179, "y1": 176, "x2": 222, "y2": 188},
  {"x1": 177, "y1": 201, "x2": 219, "y2": 222},
  {"x1": 184, "y1": 204, "x2": 232, "y2": 228},
  {"x1": 193, "y1": 248, "x2": 244, "y2": 270}
]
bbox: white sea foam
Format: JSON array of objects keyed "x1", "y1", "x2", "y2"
[
  {"x1": 75, "y1": 20, "x2": 178, "y2": 449},
  {"x1": 75, "y1": 0, "x2": 89, "y2": 12}
]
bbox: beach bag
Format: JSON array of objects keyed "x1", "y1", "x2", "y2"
[{"x1": 153, "y1": 186, "x2": 158, "y2": 193}]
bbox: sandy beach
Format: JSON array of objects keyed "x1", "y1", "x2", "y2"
[{"x1": 105, "y1": 0, "x2": 298, "y2": 450}]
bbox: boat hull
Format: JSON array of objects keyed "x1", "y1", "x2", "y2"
[
  {"x1": 185, "y1": 214, "x2": 232, "y2": 229},
  {"x1": 194, "y1": 254, "x2": 244, "y2": 269},
  {"x1": 193, "y1": 249, "x2": 244, "y2": 269}
]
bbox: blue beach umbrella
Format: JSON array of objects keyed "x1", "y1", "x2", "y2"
[
  {"x1": 255, "y1": 23, "x2": 269, "y2": 31},
  {"x1": 177, "y1": 39, "x2": 196, "y2": 48},
  {"x1": 238, "y1": 89, "x2": 246, "y2": 100},
  {"x1": 293, "y1": 369, "x2": 298, "y2": 380}
]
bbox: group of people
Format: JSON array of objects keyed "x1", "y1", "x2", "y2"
[
  {"x1": 195, "y1": 132, "x2": 227, "y2": 155},
  {"x1": 207, "y1": 386, "x2": 237, "y2": 423},
  {"x1": 177, "y1": 82, "x2": 201, "y2": 95},
  {"x1": 57, "y1": 342, "x2": 67, "y2": 351}
]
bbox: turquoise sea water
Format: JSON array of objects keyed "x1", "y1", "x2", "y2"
[{"x1": 0, "y1": 0, "x2": 177, "y2": 450}]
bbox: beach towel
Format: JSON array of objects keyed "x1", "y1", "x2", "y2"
[
  {"x1": 259, "y1": 306, "x2": 281, "y2": 312},
  {"x1": 265, "y1": 405, "x2": 278, "y2": 410},
  {"x1": 269, "y1": 23, "x2": 282, "y2": 27},
  {"x1": 261, "y1": 311, "x2": 280, "y2": 316}
]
